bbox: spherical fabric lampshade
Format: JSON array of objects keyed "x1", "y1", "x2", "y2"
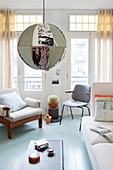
[{"x1": 17, "y1": 23, "x2": 66, "y2": 70}]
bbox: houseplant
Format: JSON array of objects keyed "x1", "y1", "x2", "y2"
[
  {"x1": 44, "y1": 114, "x2": 52, "y2": 124},
  {"x1": 47, "y1": 95, "x2": 59, "y2": 108}
]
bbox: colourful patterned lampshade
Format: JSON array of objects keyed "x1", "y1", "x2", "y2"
[{"x1": 17, "y1": 23, "x2": 66, "y2": 70}]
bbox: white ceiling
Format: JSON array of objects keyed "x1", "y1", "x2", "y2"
[{"x1": 0, "y1": 0, "x2": 113, "y2": 9}]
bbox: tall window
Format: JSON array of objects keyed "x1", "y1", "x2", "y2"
[
  {"x1": 69, "y1": 14, "x2": 97, "y2": 89},
  {"x1": 71, "y1": 38, "x2": 88, "y2": 89},
  {"x1": 69, "y1": 15, "x2": 98, "y2": 31},
  {"x1": 13, "y1": 15, "x2": 43, "y2": 91}
]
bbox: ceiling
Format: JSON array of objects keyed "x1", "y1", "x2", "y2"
[{"x1": 0, "y1": 0, "x2": 113, "y2": 9}]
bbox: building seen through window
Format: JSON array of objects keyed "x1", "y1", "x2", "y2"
[{"x1": 71, "y1": 38, "x2": 88, "y2": 89}]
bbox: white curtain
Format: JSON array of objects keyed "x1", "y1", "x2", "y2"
[
  {"x1": 97, "y1": 9, "x2": 113, "y2": 82},
  {"x1": 0, "y1": 9, "x2": 16, "y2": 89}
]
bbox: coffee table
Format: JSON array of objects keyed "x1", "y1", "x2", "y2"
[{"x1": 20, "y1": 140, "x2": 64, "y2": 170}]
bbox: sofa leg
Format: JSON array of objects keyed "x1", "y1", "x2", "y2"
[
  {"x1": 39, "y1": 114, "x2": 42, "y2": 128},
  {"x1": 7, "y1": 125, "x2": 12, "y2": 139}
]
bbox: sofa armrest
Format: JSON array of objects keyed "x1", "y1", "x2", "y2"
[
  {"x1": 24, "y1": 97, "x2": 41, "y2": 108},
  {"x1": 0, "y1": 105, "x2": 11, "y2": 116}
]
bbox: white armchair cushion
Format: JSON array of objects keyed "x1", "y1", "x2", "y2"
[
  {"x1": 4, "y1": 106, "x2": 43, "y2": 122},
  {"x1": 24, "y1": 97, "x2": 41, "y2": 108},
  {"x1": 0, "y1": 91, "x2": 27, "y2": 112},
  {"x1": 0, "y1": 105, "x2": 11, "y2": 116}
]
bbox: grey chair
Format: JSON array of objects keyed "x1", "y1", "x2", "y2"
[{"x1": 60, "y1": 84, "x2": 91, "y2": 130}]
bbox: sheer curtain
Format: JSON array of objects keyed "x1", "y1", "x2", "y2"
[
  {"x1": 97, "y1": 9, "x2": 113, "y2": 82},
  {"x1": 0, "y1": 9, "x2": 16, "y2": 89}
]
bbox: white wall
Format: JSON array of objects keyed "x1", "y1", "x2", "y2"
[{"x1": 0, "y1": 0, "x2": 113, "y2": 10}]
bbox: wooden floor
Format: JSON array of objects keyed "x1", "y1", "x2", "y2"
[{"x1": 0, "y1": 115, "x2": 93, "y2": 170}]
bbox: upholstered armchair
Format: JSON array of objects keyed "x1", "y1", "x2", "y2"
[{"x1": 0, "y1": 88, "x2": 43, "y2": 139}]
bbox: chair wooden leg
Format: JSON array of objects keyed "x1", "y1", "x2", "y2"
[
  {"x1": 7, "y1": 124, "x2": 12, "y2": 139},
  {"x1": 59, "y1": 105, "x2": 65, "y2": 125},
  {"x1": 70, "y1": 107, "x2": 74, "y2": 119},
  {"x1": 39, "y1": 114, "x2": 42, "y2": 128}
]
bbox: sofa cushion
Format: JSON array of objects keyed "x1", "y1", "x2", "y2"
[
  {"x1": 94, "y1": 97, "x2": 113, "y2": 121},
  {"x1": 0, "y1": 91, "x2": 27, "y2": 112},
  {"x1": 92, "y1": 95, "x2": 113, "y2": 117},
  {"x1": 81, "y1": 116, "x2": 113, "y2": 145},
  {"x1": 91, "y1": 82, "x2": 113, "y2": 116},
  {"x1": 95, "y1": 95, "x2": 113, "y2": 98},
  {"x1": 92, "y1": 143, "x2": 113, "y2": 170},
  {"x1": 4, "y1": 106, "x2": 43, "y2": 122}
]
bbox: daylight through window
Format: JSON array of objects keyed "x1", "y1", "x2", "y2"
[
  {"x1": 13, "y1": 15, "x2": 43, "y2": 91},
  {"x1": 69, "y1": 15, "x2": 98, "y2": 31}
]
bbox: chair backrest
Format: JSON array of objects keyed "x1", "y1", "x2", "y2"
[
  {"x1": 0, "y1": 88, "x2": 20, "y2": 96},
  {"x1": 72, "y1": 84, "x2": 91, "y2": 103}
]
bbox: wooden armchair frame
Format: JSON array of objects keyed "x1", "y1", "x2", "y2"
[{"x1": 0, "y1": 114, "x2": 42, "y2": 139}]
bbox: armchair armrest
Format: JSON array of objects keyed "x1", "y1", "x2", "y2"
[
  {"x1": 0, "y1": 105, "x2": 11, "y2": 116},
  {"x1": 24, "y1": 97, "x2": 41, "y2": 108}
]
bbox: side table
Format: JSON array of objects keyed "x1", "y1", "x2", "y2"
[{"x1": 48, "y1": 106, "x2": 61, "y2": 122}]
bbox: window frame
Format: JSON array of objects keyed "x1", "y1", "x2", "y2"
[
  {"x1": 67, "y1": 31, "x2": 97, "y2": 90},
  {"x1": 13, "y1": 14, "x2": 45, "y2": 93},
  {"x1": 69, "y1": 14, "x2": 98, "y2": 32}
]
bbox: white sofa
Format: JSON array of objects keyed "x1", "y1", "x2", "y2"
[
  {"x1": 82, "y1": 82, "x2": 113, "y2": 170},
  {"x1": 0, "y1": 88, "x2": 43, "y2": 139}
]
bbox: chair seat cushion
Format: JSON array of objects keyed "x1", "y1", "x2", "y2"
[
  {"x1": 3, "y1": 106, "x2": 43, "y2": 122},
  {"x1": 63, "y1": 100, "x2": 88, "y2": 107}
]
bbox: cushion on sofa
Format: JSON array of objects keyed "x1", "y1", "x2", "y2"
[
  {"x1": 4, "y1": 106, "x2": 43, "y2": 122},
  {"x1": 94, "y1": 97, "x2": 113, "y2": 121},
  {"x1": 92, "y1": 95, "x2": 113, "y2": 117},
  {"x1": 95, "y1": 95, "x2": 113, "y2": 98},
  {"x1": 0, "y1": 91, "x2": 27, "y2": 112}
]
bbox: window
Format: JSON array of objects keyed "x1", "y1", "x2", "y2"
[
  {"x1": 13, "y1": 15, "x2": 43, "y2": 91},
  {"x1": 15, "y1": 15, "x2": 43, "y2": 31},
  {"x1": 69, "y1": 15, "x2": 98, "y2": 31},
  {"x1": 71, "y1": 38, "x2": 88, "y2": 89},
  {"x1": 25, "y1": 65, "x2": 42, "y2": 91},
  {"x1": 12, "y1": 39, "x2": 18, "y2": 88}
]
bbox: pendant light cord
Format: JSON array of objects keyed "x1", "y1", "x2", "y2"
[{"x1": 43, "y1": 0, "x2": 45, "y2": 24}]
